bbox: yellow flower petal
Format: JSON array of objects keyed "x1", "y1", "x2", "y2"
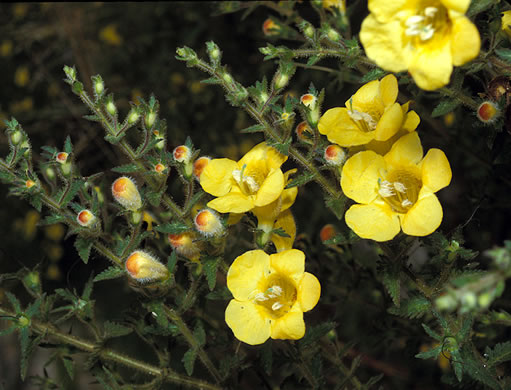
[
  {"x1": 384, "y1": 132, "x2": 423, "y2": 167},
  {"x1": 345, "y1": 203, "x2": 401, "y2": 241},
  {"x1": 380, "y1": 74, "x2": 398, "y2": 107},
  {"x1": 272, "y1": 210, "x2": 296, "y2": 252},
  {"x1": 450, "y1": 16, "x2": 480, "y2": 66},
  {"x1": 400, "y1": 192, "x2": 443, "y2": 236},
  {"x1": 298, "y1": 272, "x2": 321, "y2": 312},
  {"x1": 368, "y1": 0, "x2": 408, "y2": 22},
  {"x1": 239, "y1": 142, "x2": 287, "y2": 171},
  {"x1": 200, "y1": 158, "x2": 237, "y2": 197},
  {"x1": 349, "y1": 79, "x2": 384, "y2": 114},
  {"x1": 225, "y1": 300, "x2": 271, "y2": 345},
  {"x1": 227, "y1": 250, "x2": 270, "y2": 301},
  {"x1": 270, "y1": 249, "x2": 305, "y2": 281},
  {"x1": 319, "y1": 108, "x2": 374, "y2": 146},
  {"x1": 420, "y1": 149, "x2": 452, "y2": 192},
  {"x1": 402, "y1": 110, "x2": 420, "y2": 133},
  {"x1": 360, "y1": 15, "x2": 407, "y2": 73},
  {"x1": 270, "y1": 307, "x2": 305, "y2": 340},
  {"x1": 341, "y1": 151, "x2": 384, "y2": 204},
  {"x1": 407, "y1": 39, "x2": 453, "y2": 91},
  {"x1": 281, "y1": 186, "x2": 298, "y2": 212},
  {"x1": 254, "y1": 168, "x2": 284, "y2": 207},
  {"x1": 207, "y1": 192, "x2": 254, "y2": 213},
  {"x1": 440, "y1": 0, "x2": 470, "y2": 14},
  {"x1": 374, "y1": 102, "x2": 403, "y2": 141}
]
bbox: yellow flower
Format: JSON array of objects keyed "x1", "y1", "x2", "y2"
[
  {"x1": 99, "y1": 24, "x2": 123, "y2": 46},
  {"x1": 318, "y1": 75, "x2": 420, "y2": 147},
  {"x1": 502, "y1": 11, "x2": 511, "y2": 40},
  {"x1": 252, "y1": 169, "x2": 298, "y2": 251},
  {"x1": 200, "y1": 142, "x2": 288, "y2": 213},
  {"x1": 360, "y1": 0, "x2": 480, "y2": 91},
  {"x1": 322, "y1": 0, "x2": 346, "y2": 13},
  {"x1": 341, "y1": 132, "x2": 451, "y2": 241},
  {"x1": 225, "y1": 249, "x2": 321, "y2": 345}
]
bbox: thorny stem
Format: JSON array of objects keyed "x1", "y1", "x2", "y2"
[
  {"x1": 162, "y1": 306, "x2": 222, "y2": 384},
  {"x1": 0, "y1": 306, "x2": 221, "y2": 390}
]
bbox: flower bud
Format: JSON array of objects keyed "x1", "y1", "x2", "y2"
[
  {"x1": 477, "y1": 292, "x2": 493, "y2": 309},
  {"x1": 154, "y1": 163, "x2": 166, "y2": 174},
  {"x1": 112, "y1": 176, "x2": 142, "y2": 211},
  {"x1": 168, "y1": 232, "x2": 201, "y2": 259},
  {"x1": 476, "y1": 101, "x2": 500, "y2": 123},
  {"x1": 295, "y1": 121, "x2": 313, "y2": 144},
  {"x1": 300, "y1": 93, "x2": 317, "y2": 109},
  {"x1": 173, "y1": 145, "x2": 192, "y2": 163},
  {"x1": 320, "y1": 224, "x2": 337, "y2": 243},
  {"x1": 127, "y1": 109, "x2": 140, "y2": 125},
  {"x1": 275, "y1": 73, "x2": 290, "y2": 90},
  {"x1": 56, "y1": 152, "x2": 68, "y2": 164},
  {"x1": 63, "y1": 65, "x2": 77, "y2": 82},
  {"x1": 193, "y1": 156, "x2": 210, "y2": 180},
  {"x1": 77, "y1": 209, "x2": 96, "y2": 227},
  {"x1": 10, "y1": 130, "x2": 22, "y2": 145},
  {"x1": 324, "y1": 145, "x2": 346, "y2": 166},
  {"x1": 194, "y1": 208, "x2": 224, "y2": 237},
  {"x1": 435, "y1": 294, "x2": 457, "y2": 311},
  {"x1": 302, "y1": 22, "x2": 315, "y2": 39},
  {"x1": 125, "y1": 250, "x2": 170, "y2": 283},
  {"x1": 45, "y1": 167, "x2": 56, "y2": 180},
  {"x1": 106, "y1": 99, "x2": 117, "y2": 116},
  {"x1": 222, "y1": 72, "x2": 233, "y2": 84},
  {"x1": 145, "y1": 111, "x2": 156, "y2": 128},
  {"x1": 326, "y1": 27, "x2": 341, "y2": 42},
  {"x1": 93, "y1": 77, "x2": 104, "y2": 95},
  {"x1": 262, "y1": 18, "x2": 281, "y2": 36},
  {"x1": 25, "y1": 179, "x2": 36, "y2": 189}
]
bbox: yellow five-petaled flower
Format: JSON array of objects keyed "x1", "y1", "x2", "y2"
[
  {"x1": 360, "y1": 0, "x2": 480, "y2": 91},
  {"x1": 225, "y1": 249, "x2": 321, "y2": 345},
  {"x1": 200, "y1": 142, "x2": 289, "y2": 214},
  {"x1": 341, "y1": 132, "x2": 451, "y2": 241}
]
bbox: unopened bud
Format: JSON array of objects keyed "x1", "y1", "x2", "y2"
[
  {"x1": 262, "y1": 18, "x2": 281, "y2": 36},
  {"x1": 303, "y1": 23, "x2": 315, "y2": 39},
  {"x1": 435, "y1": 294, "x2": 457, "y2": 311},
  {"x1": 194, "y1": 208, "x2": 224, "y2": 237},
  {"x1": 56, "y1": 152, "x2": 68, "y2": 164},
  {"x1": 154, "y1": 163, "x2": 166, "y2": 174},
  {"x1": 145, "y1": 111, "x2": 156, "y2": 128},
  {"x1": 461, "y1": 291, "x2": 477, "y2": 310},
  {"x1": 275, "y1": 73, "x2": 290, "y2": 90},
  {"x1": 295, "y1": 121, "x2": 313, "y2": 143},
  {"x1": 478, "y1": 292, "x2": 493, "y2": 309},
  {"x1": 45, "y1": 167, "x2": 56, "y2": 180},
  {"x1": 77, "y1": 209, "x2": 96, "y2": 227},
  {"x1": 193, "y1": 157, "x2": 210, "y2": 180},
  {"x1": 173, "y1": 145, "x2": 192, "y2": 163},
  {"x1": 327, "y1": 27, "x2": 341, "y2": 42},
  {"x1": 127, "y1": 109, "x2": 140, "y2": 125},
  {"x1": 10, "y1": 131, "x2": 22, "y2": 145},
  {"x1": 125, "y1": 250, "x2": 170, "y2": 283},
  {"x1": 93, "y1": 78, "x2": 104, "y2": 95},
  {"x1": 222, "y1": 72, "x2": 233, "y2": 84},
  {"x1": 320, "y1": 224, "x2": 337, "y2": 243},
  {"x1": 324, "y1": 145, "x2": 346, "y2": 166},
  {"x1": 63, "y1": 65, "x2": 77, "y2": 82},
  {"x1": 106, "y1": 100, "x2": 117, "y2": 116},
  {"x1": 25, "y1": 179, "x2": 36, "y2": 189},
  {"x1": 112, "y1": 176, "x2": 142, "y2": 211},
  {"x1": 476, "y1": 101, "x2": 500, "y2": 123},
  {"x1": 168, "y1": 232, "x2": 200, "y2": 259},
  {"x1": 301, "y1": 93, "x2": 317, "y2": 108}
]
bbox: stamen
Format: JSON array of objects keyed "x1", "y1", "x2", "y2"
[
  {"x1": 378, "y1": 180, "x2": 395, "y2": 198},
  {"x1": 272, "y1": 302, "x2": 284, "y2": 311},
  {"x1": 245, "y1": 176, "x2": 259, "y2": 192},
  {"x1": 405, "y1": 15, "x2": 425, "y2": 26},
  {"x1": 420, "y1": 25, "x2": 434, "y2": 41},
  {"x1": 232, "y1": 169, "x2": 242, "y2": 183},
  {"x1": 254, "y1": 292, "x2": 268, "y2": 301},
  {"x1": 271, "y1": 285, "x2": 283, "y2": 296},
  {"x1": 348, "y1": 109, "x2": 377, "y2": 132},
  {"x1": 424, "y1": 7, "x2": 438, "y2": 18},
  {"x1": 401, "y1": 199, "x2": 413, "y2": 207},
  {"x1": 393, "y1": 182, "x2": 406, "y2": 193}
]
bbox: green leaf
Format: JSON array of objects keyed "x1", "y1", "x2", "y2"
[
  {"x1": 64, "y1": 136, "x2": 73, "y2": 154},
  {"x1": 460, "y1": 346, "x2": 500, "y2": 389},
  {"x1": 19, "y1": 327, "x2": 31, "y2": 380},
  {"x1": 93, "y1": 266, "x2": 124, "y2": 282},
  {"x1": 431, "y1": 99, "x2": 461, "y2": 118},
  {"x1": 111, "y1": 163, "x2": 142, "y2": 173},
  {"x1": 415, "y1": 345, "x2": 442, "y2": 360},
  {"x1": 104, "y1": 321, "x2": 133, "y2": 338},
  {"x1": 60, "y1": 180, "x2": 85, "y2": 207},
  {"x1": 74, "y1": 237, "x2": 93, "y2": 264},
  {"x1": 28, "y1": 195, "x2": 42, "y2": 212},
  {"x1": 382, "y1": 264, "x2": 400, "y2": 307},
  {"x1": 495, "y1": 48, "x2": 511, "y2": 63},
  {"x1": 193, "y1": 322, "x2": 206, "y2": 347},
  {"x1": 325, "y1": 195, "x2": 346, "y2": 220},
  {"x1": 39, "y1": 214, "x2": 67, "y2": 226},
  {"x1": 155, "y1": 222, "x2": 190, "y2": 234},
  {"x1": 467, "y1": 0, "x2": 498, "y2": 17},
  {"x1": 145, "y1": 190, "x2": 163, "y2": 207},
  {"x1": 422, "y1": 323, "x2": 441, "y2": 341},
  {"x1": 388, "y1": 296, "x2": 431, "y2": 319},
  {"x1": 268, "y1": 138, "x2": 292, "y2": 156},
  {"x1": 298, "y1": 322, "x2": 336, "y2": 349},
  {"x1": 62, "y1": 357, "x2": 74, "y2": 380},
  {"x1": 485, "y1": 341, "x2": 511, "y2": 368},
  {"x1": 285, "y1": 171, "x2": 316, "y2": 188},
  {"x1": 203, "y1": 257, "x2": 220, "y2": 291},
  {"x1": 182, "y1": 348, "x2": 197, "y2": 376},
  {"x1": 167, "y1": 252, "x2": 178, "y2": 274},
  {"x1": 239, "y1": 124, "x2": 265, "y2": 134},
  {"x1": 360, "y1": 68, "x2": 386, "y2": 83}
]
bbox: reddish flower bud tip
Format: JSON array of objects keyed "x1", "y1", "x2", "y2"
[
  {"x1": 193, "y1": 156, "x2": 210, "y2": 180},
  {"x1": 173, "y1": 145, "x2": 191, "y2": 163},
  {"x1": 125, "y1": 250, "x2": 169, "y2": 283},
  {"x1": 477, "y1": 101, "x2": 500, "y2": 123},
  {"x1": 25, "y1": 179, "x2": 36, "y2": 188},
  {"x1": 168, "y1": 232, "x2": 200, "y2": 258},
  {"x1": 320, "y1": 224, "x2": 337, "y2": 243},
  {"x1": 77, "y1": 209, "x2": 96, "y2": 227},
  {"x1": 56, "y1": 152, "x2": 69, "y2": 164},
  {"x1": 194, "y1": 208, "x2": 224, "y2": 237},
  {"x1": 324, "y1": 145, "x2": 346, "y2": 166},
  {"x1": 262, "y1": 18, "x2": 280, "y2": 36},
  {"x1": 300, "y1": 93, "x2": 317, "y2": 108},
  {"x1": 295, "y1": 121, "x2": 312, "y2": 141},
  {"x1": 112, "y1": 176, "x2": 142, "y2": 211},
  {"x1": 154, "y1": 163, "x2": 166, "y2": 174}
]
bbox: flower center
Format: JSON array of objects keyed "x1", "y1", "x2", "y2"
[
  {"x1": 347, "y1": 108, "x2": 377, "y2": 132},
  {"x1": 252, "y1": 273, "x2": 297, "y2": 319},
  {"x1": 404, "y1": 3, "x2": 448, "y2": 42},
  {"x1": 378, "y1": 170, "x2": 422, "y2": 214},
  {"x1": 232, "y1": 164, "x2": 260, "y2": 195}
]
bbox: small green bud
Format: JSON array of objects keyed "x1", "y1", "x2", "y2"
[
  {"x1": 72, "y1": 81, "x2": 84, "y2": 95},
  {"x1": 131, "y1": 210, "x2": 143, "y2": 224},
  {"x1": 461, "y1": 291, "x2": 477, "y2": 310},
  {"x1": 61, "y1": 162, "x2": 72, "y2": 177},
  {"x1": 10, "y1": 130, "x2": 22, "y2": 145},
  {"x1": 327, "y1": 28, "x2": 341, "y2": 42},
  {"x1": 478, "y1": 292, "x2": 493, "y2": 309},
  {"x1": 275, "y1": 73, "x2": 289, "y2": 90},
  {"x1": 222, "y1": 72, "x2": 233, "y2": 84},
  {"x1": 94, "y1": 79, "x2": 104, "y2": 95},
  {"x1": 435, "y1": 294, "x2": 457, "y2": 311},
  {"x1": 176, "y1": 46, "x2": 198, "y2": 62},
  {"x1": 303, "y1": 24, "x2": 315, "y2": 39},
  {"x1": 23, "y1": 271, "x2": 40, "y2": 292},
  {"x1": 145, "y1": 111, "x2": 156, "y2": 128},
  {"x1": 207, "y1": 41, "x2": 221, "y2": 64},
  {"x1": 127, "y1": 109, "x2": 140, "y2": 125},
  {"x1": 64, "y1": 65, "x2": 77, "y2": 81},
  {"x1": 236, "y1": 87, "x2": 249, "y2": 102},
  {"x1": 259, "y1": 47, "x2": 272, "y2": 56},
  {"x1": 106, "y1": 100, "x2": 117, "y2": 116},
  {"x1": 20, "y1": 140, "x2": 31, "y2": 156},
  {"x1": 18, "y1": 315, "x2": 31, "y2": 327},
  {"x1": 45, "y1": 167, "x2": 56, "y2": 180},
  {"x1": 259, "y1": 91, "x2": 269, "y2": 104}
]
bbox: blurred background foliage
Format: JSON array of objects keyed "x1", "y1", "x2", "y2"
[{"x1": 0, "y1": 1, "x2": 510, "y2": 389}]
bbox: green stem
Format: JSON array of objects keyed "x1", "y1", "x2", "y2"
[
  {"x1": 0, "y1": 306, "x2": 221, "y2": 390},
  {"x1": 162, "y1": 306, "x2": 222, "y2": 384}
]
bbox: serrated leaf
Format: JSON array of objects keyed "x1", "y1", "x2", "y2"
[
  {"x1": 39, "y1": 214, "x2": 67, "y2": 226},
  {"x1": 325, "y1": 195, "x2": 346, "y2": 220},
  {"x1": 93, "y1": 266, "x2": 124, "y2": 282},
  {"x1": 286, "y1": 171, "x2": 316, "y2": 188},
  {"x1": 415, "y1": 345, "x2": 442, "y2": 360},
  {"x1": 431, "y1": 99, "x2": 461, "y2": 118},
  {"x1": 299, "y1": 322, "x2": 336, "y2": 349},
  {"x1": 60, "y1": 180, "x2": 84, "y2": 207},
  {"x1": 200, "y1": 77, "x2": 222, "y2": 85},
  {"x1": 486, "y1": 341, "x2": 511, "y2": 368},
  {"x1": 155, "y1": 222, "x2": 190, "y2": 234},
  {"x1": 467, "y1": 0, "x2": 497, "y2": 17},
  {"x1": 167, "y1": 252, "x2": 178, "y2": 274},
  {"x1": 382, "y1": 265, "x2": 400, "y2": 307},
  {"x1": 306, "y1": 55, "x2": 321, "y2": 66},
  {"x1": 111, "y1": 163, "x2": 141, "y2": 173},
  {"x1": 388, "y1": 296, "x2": 431, "y2": 319},
  {"x1": 182, "y1": 348, "x2": 197, "y2": 376},
  {"x1": 495, "y1": 48, "x2": 511, "y2": 63},
  {"x1": 203, "y1": 257, "x2": 220, "y2": 291},
  {"x1": 268, "y1": 138, "x2": 291, "y2": 156},
  {"x1": 64, "y1": 136, "x2": 73, "y2": 154},
  {"x1": 360, "y1": 69, "x2": 386, "y2": 83},
  {"x1": 459, "y1": 346, "x2": 500, "y2": 389},
  {"x1": 193, "y1": 323, "x2": 206, "y2": 347},
  {"x1": 28, "y1": 195, "x2": 42, "y2": 212},
  {"x1": 62, "y1": 357, "x2": 74, "y2": 379},
  {"x1": 145, "y1": 190, "x2": 163, "y2": 207},
  {"x1": 239, "y1": 124, "x2": 265, "y2": 133},
  {"x1": 74, "y1": 237, "x2": 93, "y2": 264},
  {"x1": 19, "y1": 327, "x2": 30, "y2": 380},
  {"x1": 422, "y1": 323, "x2": 441, "y2": 341},
  {"x1": 104, "y1": 321, "x2": 133, "y2": 338},
  {"x1": 83, "y1": 114, "x2": 101, "y2": 122}
]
